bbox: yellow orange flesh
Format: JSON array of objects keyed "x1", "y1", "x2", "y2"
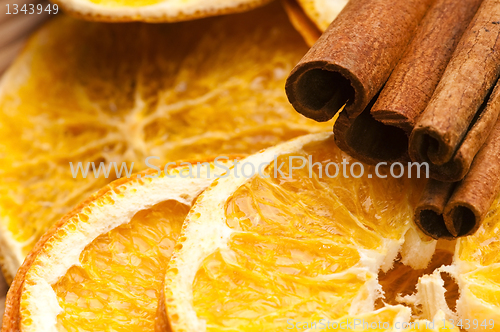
[
  {"x1": 456, "y1": 194, "x2": 500, "y2": 327},
  {"x1": 0, "y1": 3, "x2": 329, "y2": 275},
  {"x1": 191, "y1": 136, "x2": 426, "y2": 330},
  {"x1": 296, "y1": 0, "x2": 348, "y2": 31},
  {"x1": 52, "y1": 199, "x2": 189, "y2": 331},
  {"x1": 464, "y1": 267, "x2": 500, "y2": 306},
  {"x1": 458, "y1": 198, "x2": 500, "y2": 266}
]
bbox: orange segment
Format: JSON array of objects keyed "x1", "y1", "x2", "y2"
[
  {"x1": 458, "y1": 196, "x2": 500, "y2": 267},
  {"x1": 53, "y1": 200, "x2": 189, "y2": 331},
  {"x1": 465, "y1": 266, "x2": 500, "y2": 306},
  {"x1": 194, "y1": 248, "x2": 370, "y2": 329},
  {"x1": 454, "y1": 194, "x2": 500, "y2": 329},
  {"x1": 225, "y1": 135, "x2": 420, "y2": 248}
]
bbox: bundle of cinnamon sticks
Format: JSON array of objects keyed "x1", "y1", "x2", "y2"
[{"x1": 286, "y1": 0, "x2": 500, "y2": 239}]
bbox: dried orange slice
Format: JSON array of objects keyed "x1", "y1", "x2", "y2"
[
  {"x1": 0, "y1": 2, "x2": 330, "y2": 282},
  {"x1": 52, "y1": 0, "x2": 271, "y2": 22},
  {"x1": 283, "y1": 0, "x2": 347, "y2": 45},
  {"x1": 161, "y1": 132, "x2": 462, "y2": 331},
  {"x1": 3, "y1": 158, "x2": 234, "y2": 331}
]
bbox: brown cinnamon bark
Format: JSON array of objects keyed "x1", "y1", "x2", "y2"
[
  {"x1": 285, "y1": 0, "x2": 433, "y2": 122},
  {"x1": 424, "y1": 81, "x2": 500, "y2": 181},
  {"x1": 372, "y1": 0, "x2": 483, "y2": 132},
  {"x1": 415, "y1": 179, "x2": 456, "y2": 239},
  {"x1": 443, "y1": 116, "x2": 500, "y2": 237},
  {"x1": 409, "y1": 0, "x2": 500, "y2": 173},
  {"x1": 333, "y1": 0, "x2": 483, "y2": 165},
  {"x1": 333, "y1": 94, "x2": 410, "y2": 164},
  {"x1": 415, "y1": 91, "x2": 500, "y2": 239}
]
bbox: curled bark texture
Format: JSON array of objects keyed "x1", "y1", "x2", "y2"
[
  {"x1": 359, "y1": 0, "x2": 482, "y2": 164},
  {"x1": 333, "y1": 94, "x2": 411, "y2": 164},
  {"x1": 410, "y1": 0, "x2": 500, "y2": 180},
  {"x1": 285, "y1": 0, "x2": 433, "y2": 122},
  {"x1": 415, "y1": 114, "x2": 500, "y2": 239},
  {"x1": 424, "y1": 81, "x2": 500, "y2": 181},
  {"x1": 415, "y1": 179, "x2": 456, "y2": 239},
  {"x1": 372, "y1": 0, "x2": 482, "y2": 132},
  {"x1": 445, "y1": 116, "x2": 500, "y2": 237}
]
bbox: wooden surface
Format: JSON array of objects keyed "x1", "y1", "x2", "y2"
[{"x1": 0, "y1": 0, "x2": 51, "y2": 75}]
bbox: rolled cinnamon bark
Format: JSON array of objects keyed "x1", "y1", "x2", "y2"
[
  {"x1": 410, "y1": 0, "x2": 500, "y2": 173},
  {"x1": 333, "y1": 0, "x2": 483, "y2": 165},
  {"x1": 372, "y1": 0, "x2": 482, "y2": 133},
  {"x1": 285, "y1": 0, "x2": 433, "y2": 122},
  {"x1": 444, "y1": 116, "x2": 500, "y2": 237},
  {"x1": 424, "y1": 82, "x2": 500, "y2": 181},
  {"x1": 415, "y1": 179, "x2": 456, "y2": 239},
  {"x1": 415, "y1": 83, "x2": 500, "y2": 239},
  {"x1": 333, "y1": 94, "x2": 410, "y2": 164}
]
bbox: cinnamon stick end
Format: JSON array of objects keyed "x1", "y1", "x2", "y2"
[
  {"x1": 286, "y1": 64, "x2": 355, "y2": 122},
  {"x1": 409, "y1": 126, "x2": 453, "y2": 166},
  {"x1": 333, "y1": 104, "x2": 409, "y2": 164},
  {"x1": 444, "y1": 204, "x2": 481, "y2": 237},
  {"x1": 415, "y1": 206, "x2": 456, "y2": 240},
  {"x1": 414, "y1": 180, "x2": 456, "y2": 239}
]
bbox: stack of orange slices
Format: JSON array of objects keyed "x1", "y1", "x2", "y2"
[
  {"x1": 3, "y1": 159, "x2": 234, "y2": 331},
  {"x1": 11, "y1": 132, "x2": 500, "y2": 331},
  {"x1": 2, "y1": 1, "x2": 500, "y2": 332}
]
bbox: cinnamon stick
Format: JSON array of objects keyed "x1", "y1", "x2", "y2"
[
  {"x1": 423, "y1": 82, "x2": 500, "y2": 181},
  {"x1": 444, "y1": 117, "x2": 500, "y2": 237},
  {"x1": 372, "y1": 0, "x2": 483, "y2": 133},
  {"x1": 415, "y1": 81, "x2": 500, "y2": 239},
  {"x1": 409, "y1": 0, "x2": 500, "y2": 179},
  {"x1": 285, "y1": 0, "x2": 433, "y2": 122},
  {"x1": 333, "y1": 0, "x2": 483, "y2": 165},
  {"x1": 415, "y1": 179, "x2": 456, "y2": 239},
  {"x1": 332, "y1": 93, "x2": 411, "y2": 164}
]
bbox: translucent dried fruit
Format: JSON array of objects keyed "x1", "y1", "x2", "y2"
[
  {"x1": 0, "y1": 2, "x2": 330, "y2": 281},
  {"x1": 4, "y1": 160, "x2": 232, "y2": 331}
]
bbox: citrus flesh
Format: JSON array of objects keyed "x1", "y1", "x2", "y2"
[
  {"x1": 0, "y1": 2, "x2": 330, "y2": 281},
  {"x1": 52, "y1": 199, "x2": 189, "y2": 331},
  {"x1": 4, "y1": 160, "x2": 233, "y2": 331},
  {"x1": 454, "y1": 195, "x2": 500, "y2": 330},
  {"x1": 295, "y1": 0, "x2": 348, "y2": 31},
  {"x1": 283, "y1": 0, "x2": 347, "y2": 45},
  {"x1": 163, "y1": 133, "x2": 463, "y2": 331}
]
